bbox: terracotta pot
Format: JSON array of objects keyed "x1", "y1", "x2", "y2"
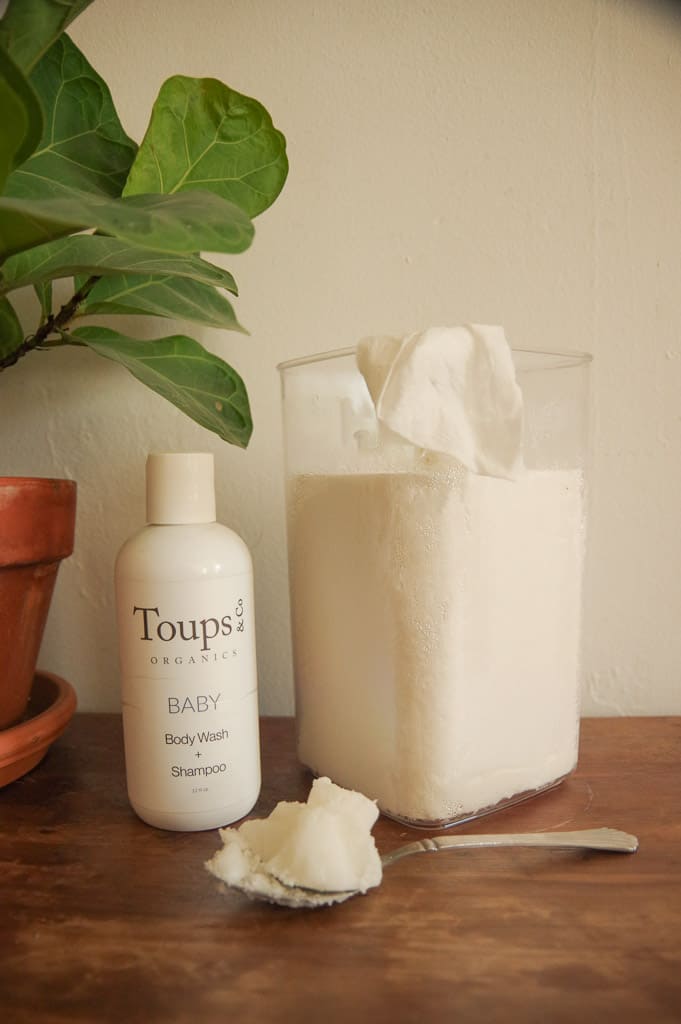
[{"x1": 0, "y1": 477, "x2": 77, "y2": 730}]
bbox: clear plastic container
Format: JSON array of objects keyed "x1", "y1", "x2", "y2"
[{"x1": 278, "y1": 346, "x2": 591, "y2": 828}]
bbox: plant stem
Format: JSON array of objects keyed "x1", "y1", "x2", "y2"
[{"x1": 0, "y1": 275, "x2": 101, "y2": 370}]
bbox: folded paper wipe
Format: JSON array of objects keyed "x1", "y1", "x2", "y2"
[{"x1": 356, "y1": 325, "x2": 524, "y2": 479}]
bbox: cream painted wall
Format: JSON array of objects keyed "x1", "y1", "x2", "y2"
[{"x1": 2, "y1": 0, "x2": 679, "y2": 715}]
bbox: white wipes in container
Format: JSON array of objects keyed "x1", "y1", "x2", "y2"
[
  {"x1": 357, "y1": 324, "x2": 523, "y2": 479},
  {"x1": 278, "y1": 327, "x2": 590, "y2": 827}
]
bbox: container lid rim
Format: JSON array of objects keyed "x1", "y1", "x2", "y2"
[{"x1": 277, "y1": 345, "x2": 593, "y2": 372}]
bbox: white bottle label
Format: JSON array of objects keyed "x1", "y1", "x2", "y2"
[{"x1": 116, "y1": 573, "x2": 259, "y2": 817}]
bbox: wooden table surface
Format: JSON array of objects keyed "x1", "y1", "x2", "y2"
[{"x1": 1, "y1": 715, "x2": 680, "y2": 1023}]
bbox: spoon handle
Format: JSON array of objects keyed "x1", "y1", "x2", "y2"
[{"x1": 381, "y1": 827, "x2": 639, "y2": 868}]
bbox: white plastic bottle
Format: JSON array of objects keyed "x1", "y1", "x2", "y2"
[{"x1": 114, "y1": 452, "x2": 260, "y2": 831}]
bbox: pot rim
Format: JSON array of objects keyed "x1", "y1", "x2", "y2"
[
  {"x1": 0, "y1": 476, "x2": 76, "y2": 488},
  {"x1": 0, "y1": 477, "x2": 77, "y2": 567}
]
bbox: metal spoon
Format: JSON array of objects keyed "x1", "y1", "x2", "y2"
[{"x1": 224, "y1": 827, "x2": 639, "y2": 909}]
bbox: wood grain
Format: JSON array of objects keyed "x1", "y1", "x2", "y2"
[{"x1": 1, "y1": 715, "x2": 680, "y2": 1023}]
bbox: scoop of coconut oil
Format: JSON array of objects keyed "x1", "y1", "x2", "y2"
[{"x1": 205, "y1": 777, "x2": 382, "y2": 905}]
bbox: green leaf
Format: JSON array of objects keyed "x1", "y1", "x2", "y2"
[
  {"x1": 0, "y1": 0, "x2": 95, "y2": 72},
  {"x1": 0, "y1": 234, "x2": 238, "y2": 294},
  {"x1": 0, "y1": 195, "x2": 88, "y2": 261},
  {"x1": 0, "y1": 45, "x2": 44, "y2": 191},
  {"x1": 0, "y1": 189, "x2": 254, "y2": 262},
  {"x1": 121, "y1": 192, "x2": 253, "y2": 253},
  {"x1": 5, "y1": 34, "x2": 137, "y2": 200},
  {"x1": 34, "y1": 279, "x2": 52, "y2": 320},
  {"x1": 123, "y1": 76, "x2": 288, "y2": 217},
  {"x1": 79, "y1": 274, "x2": 244, "y2": 332},
  {"x1": 0, "y1": 295, "x2": 24, "y2": 358},
  {"x1": 68, "y1": 325, "x2": 252, "y2": 447}
]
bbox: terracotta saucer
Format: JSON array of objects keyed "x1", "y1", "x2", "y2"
[{"x1": 0, "y1": 670, "x2": 77, "y2": 787}]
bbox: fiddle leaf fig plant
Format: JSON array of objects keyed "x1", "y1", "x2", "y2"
[{"x1": 0, "y1": 0, "x2": 288, "y2": 447}]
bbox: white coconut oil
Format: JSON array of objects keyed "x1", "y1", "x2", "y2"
[{"x1": 287, "y1": 465, "x2": 585, "y2": 826}]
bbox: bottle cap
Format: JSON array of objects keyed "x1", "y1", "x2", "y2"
[{"x1": 146, "y1": 452, "x2": 216, "y2": 525}]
